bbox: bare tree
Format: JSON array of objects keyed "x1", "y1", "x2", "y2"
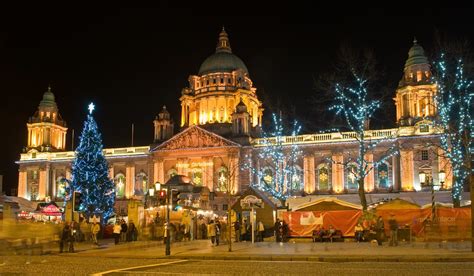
[
  {"x1": 431, "y1": 33, "x2": 473, "y2": 207},
  {"x1": 325, "y1": 45, "x2": 397, "y2": 210}
]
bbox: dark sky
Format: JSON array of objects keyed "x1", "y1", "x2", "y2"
[{"x1": 1, "y1": 3, "x2": 473, "y2": 194}]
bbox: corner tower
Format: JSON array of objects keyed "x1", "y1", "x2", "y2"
[
  {"x1": 394, "y1": 38, "x2": 437, "y2": 126},
  {"x1": 153, "y1": 105, "x2": 174, "y2": 142},
  {"x1": 179, "y1": 28, "x2": 263, "y2": 136},
  {"x1": 26, "y1": 86, "x2": 67, "y2": 152}
]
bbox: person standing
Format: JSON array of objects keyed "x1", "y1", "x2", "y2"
[
  {"x1": 376, "y1": 216, "x2": 385, "y2": 245},
  {"x1": 258, "y1": 221, "x2": 265, "y2": 242},
  {"x1": 59, "y1": 224, "x2": 71, "y2": 253},
  {"x1": 354, "y1": 223, "x2": 364, "y2": 242},
  {"x1": 234, "y1": 221, "x2": 241, "y2": 242},
  {"x1": 215, "y1": 219, "x2": 221, "y2": 246},
  {"x1": 241, "y1": 219, "x2": 248, "y2": 242},
  {"x1": 91, "y1": 222, "x2": 100, "y2": 246},
  {"x1": 128, "y1": 221, "x2": 137, "y2": 242},
  {"x1": 207, "y1": 220, "x2": 216, "y2": 245},
  {"x1": 388, "y1": 214, "x2": 398, "y2": 246},
  {"x1": 274, "y1": 218, "x2": 281, "y2": 242},
  {"x1": 113, "y1": 222, "x2": 122, "y2": 245},
  {"x1": 120, "y1": 220, "x2": 128, "y2": 242}
]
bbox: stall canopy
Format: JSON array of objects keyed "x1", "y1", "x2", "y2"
[
  {"x1": 374, "y1": 198, "x2": 421, "y2": 210},
  {"x1": 292, "y1": 197, "x2": 362, "y2": 212}
]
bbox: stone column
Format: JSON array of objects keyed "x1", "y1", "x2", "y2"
[
  {"x1": 153, "y1": 159, "x2": 164, "y2": 184},
  {"x1": 364, "y1": 153, "x2": 374, "y2": 192},
  {"x1": 304, "y1": 155, "x2": 315, "y2": 193},
  {"x1": 51, "y1": 169, "x2": 57, "y2": 199},
  {"x1": 17, "y1": 170, "x2": 27, "y2": 199},
  {"x1": 206, "y1": 157, "x2": 214, "y2": 190},
  {"x1": 125, "y1": 165, "x2": 135, "y2": 198},
  {"x1": 400, "y1": 150, "x2": 415, "y2": 191},
  {"x1": 332, "y1": 153, "x2": 344, "y2": 193},
  {"x1": 230, "y1": 155, "x2": 240, "y2": 193},
  {"x1": 392, "y1": 155, "x2": 401, "y2": 191},
  {"x1": 39, "y1": 165, "x2": 50, "y2": 200},
  {"x1": 108, "y1": 166, "x2": 114, "y2": 181}
]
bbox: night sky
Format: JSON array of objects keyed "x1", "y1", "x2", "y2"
[{"x1": 1, "y1": 3, "x2": 473, "y2": 195}]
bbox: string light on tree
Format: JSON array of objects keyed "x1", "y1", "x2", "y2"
[
  {"x1": 329, "y1": 72, "x2": 399, "y2": 210},
  {"x1": 433, "y1": 53, "x2": 473, "y2": 207},
  {"x1": 242, "y1": 113, "x2": 302, "y2": 205},
  {"x1": 69, "y1": 103, "x2": 115, "y2": 221}
]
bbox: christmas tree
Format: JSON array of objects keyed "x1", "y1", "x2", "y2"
[{"x1": 70, "y1": 103, "x2": 115, "y2": 221}]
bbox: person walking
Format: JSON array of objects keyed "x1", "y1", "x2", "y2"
[
  {"x1": 91, "y1": 222, "x2": 100, "y2": 246},
  {"x1": 388, "y1": 214, "x2": 398, "y2": 246},
  {"x1": 113, "y1": 222, "x2": 122, "y2": 245},
  {"x1": 207, "y1": 220, "x2": 216, "y2": 246},
  {"x1": 59, "y1": 224, "x2": 71, "y2": 253},
  {"x1": 257, "y1": 221, "x2": 265, "y2": 242}
]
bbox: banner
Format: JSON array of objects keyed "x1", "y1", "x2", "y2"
[
  {"x1": 282, "y1": 210, "x2": 362, "y2": 237},
  {"x1": 283, "y1": 208, "x2": 471, "y2": 239}
]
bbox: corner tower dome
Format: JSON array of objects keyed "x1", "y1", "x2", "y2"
[
  {"x1": 198, "y1": 27, "x2": 249, "y2": 75},
  {"x1": 404, "y1": 38, "x2": 429, "y2": 69}
]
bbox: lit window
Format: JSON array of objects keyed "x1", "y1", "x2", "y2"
[
  {"x1": 421, "y1": 150, "x2": 429, "y2": 161},
  {"x1": 417, "y1": 71, "x2": 422, "y2": 82}
]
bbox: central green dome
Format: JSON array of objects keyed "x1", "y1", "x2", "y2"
[
  {"x1": 198, "y1": 28, "x2": 249, "y2": 76},
  {"x1": 199, "y1": 52, "x2": 248, "y2": 75}
]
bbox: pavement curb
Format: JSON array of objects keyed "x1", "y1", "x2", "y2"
[{"x1": 154, "y1": 254, "x2": 474, "y2": 263}]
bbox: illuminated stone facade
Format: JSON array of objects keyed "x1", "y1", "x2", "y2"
[
  {"x1": 179, "y1": 28, "x2": 263, "y2": 137},
  {"x1": 16, "y1": 34, "x2": 455, "y2": 209}
]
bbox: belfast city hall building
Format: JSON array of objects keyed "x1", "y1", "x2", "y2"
[{"x1": 16, "y1": 29, "x2": 458, "y2": 212}]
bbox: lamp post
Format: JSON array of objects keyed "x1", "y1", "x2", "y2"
[{"x1": 438, "y1": 170, "x2": 446, "y2": 190}]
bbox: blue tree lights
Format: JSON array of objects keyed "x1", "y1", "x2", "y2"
[
  {"x1": 70, "y1": 103, "x2": 115, "y2": 221},
  {"x1": 433, "y1": 54, "x2": 473, "y2": 207},
  {"x1": 243, "y1": 113, "x2": 302, "y2": 205},
  {"x1": 330, "y1": 72, "x2": 398, "y2": 210}
]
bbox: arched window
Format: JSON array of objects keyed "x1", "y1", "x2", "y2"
[
  {"x1": 345, "y1": 163, "x2": 358, "y2": 191},
  {"x1": 317, "y1": 164, "x2": 331, "y2": 191},
  {"x1": 261, "y1": 167, "x2": 274, "y2": 186},
  {"x1": 167, "y1": 168, "x2": 177, "y2": 181},
  {"x1": 56, "y1": 176, "x2": 67, "y2": 199},
  {"x1": 135, "y1": 172, "x2": 148, "y2": 196},
  {"x1": 216, "y1": 167, "x2": 228, "y2": 192},
  {"x1": 189, "y1": 168, "x2": 203, "y2": 186},
  {"x1": 377, "y1": 163, "x2": 390, "y2": 189},
  {"x1": 115, "y1": 173, "x2": 126, "y2": 198},
  {"x1": 288, "y1": 165, "x2": 303, "y2": 193}
]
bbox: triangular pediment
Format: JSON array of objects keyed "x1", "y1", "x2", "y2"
[{"x1": 152, "y1": 126, "x2": 240, "y2": 151}]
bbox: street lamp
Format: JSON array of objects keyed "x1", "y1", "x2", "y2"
[
  {"x1": 439, "y1": 170, "x2": 446, "y2": 190},
  {"x1": 420, "y1": 171, "x2": 436, "y2": 220}
]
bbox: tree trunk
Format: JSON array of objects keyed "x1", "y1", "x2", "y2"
[
  {"x1": 227, "y1": 194, "x2": 232, "y2": 252},
  {"x1": 452, "y1": 175, "x2": 461, "y2": 208},
  {"x1": 358, "y1": 178, "x2": 367, "y2": 211}
]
